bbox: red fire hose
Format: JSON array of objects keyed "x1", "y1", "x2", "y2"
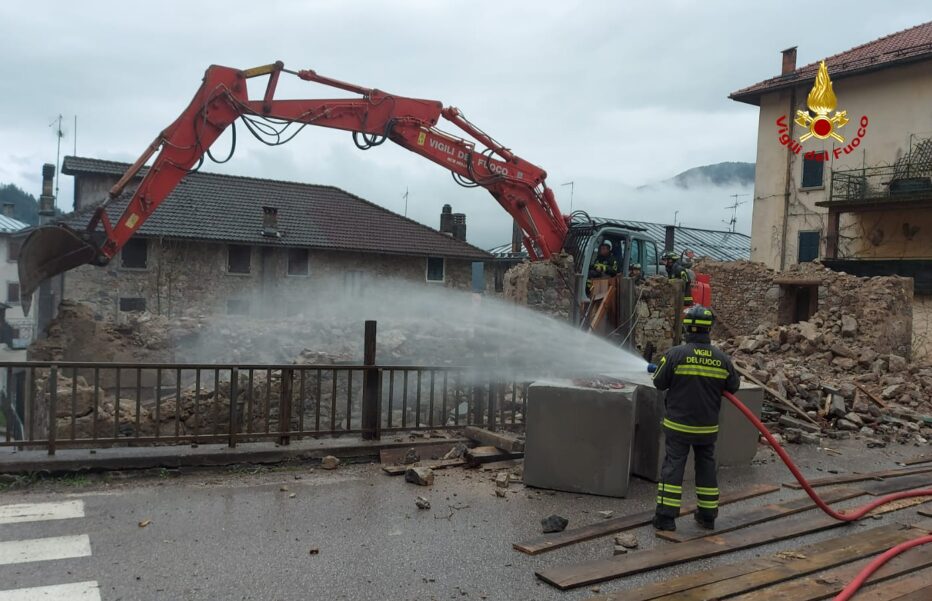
[{"x1": 722, "y1": 391, "x2": 932, "y2": 601}]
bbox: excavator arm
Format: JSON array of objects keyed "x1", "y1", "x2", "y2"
[{"x1": 19, "y1": 62, "x2": 568, "y2": 299}]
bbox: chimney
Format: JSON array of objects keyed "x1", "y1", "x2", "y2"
[
  {"x1": 664, "y1": 225, "x2": 676, "y2": 253},
  {"x1": 439, "y1": 204, "x2": 453, "y2": 235},
  {"x1": 261, "y1": 206, "x2": 280, "y2": 237},
  {"x1": 39, "y1": 163, "x2": 56, "y2": 218},
  {"x1": 2, "y1": 204, "x2": 13, "y2": 218},
  {"x1": 781, "y1": 46, "x2": 797, "y2": 75},
  {"x1": 451, "y1": 212, "x2": 466, "y2": 242}
]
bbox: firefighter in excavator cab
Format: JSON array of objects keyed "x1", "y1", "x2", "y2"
[
  {"x1": 586, "y1": 241, "x2": 619, "y2": 296},
  {"x1": 650, "y1": 305, "x2": 740, "y2": 532},
  {"x1": 662, "y1": 251, "x2": 693, "y2": 307},
  {"x1": 628, "y1": 262, "x2": 645, "y2": 285}
]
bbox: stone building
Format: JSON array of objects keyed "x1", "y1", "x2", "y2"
[
  {"x1": 55, "y1": 156, "x2": 491, "y2": 320},
  {"x1": 730, "y1": 22, "x2": 932, "y2": 283}
]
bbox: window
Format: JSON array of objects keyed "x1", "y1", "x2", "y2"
[
  {"x1": 120, "y1": 238, "x2": 148, "y2": 269},
  {"x1": 227, "y1": 299, "x2": 250, "y2": 315},
  {"x1": 7, "y1": 238, "x2": 22, "y2": 262},
  {"x1": 798, "y1": 231, "x2": 820, "y2": 263},
  {"x1": 801, "y1": 156, "x2": 824, "y2": 188},
  {"x1": 471, "y1": 262, "x2": 485, "y2": 293},
  {"x1": 644, "y1": 241, "x2": 659, "y2": 275},
  {"x1": 630, "y1": 239, "x2": 642, "y2": 266},
  {"x1": 7, "y1": 282, "x2": 19, "y2": 304},
  {"x1": 227, "y1": 245, "x2": 251, "y2": 274},
  {"x1": 119, "y1": 297, "x2": 146, "y2": 312},
  {"x1": 426, "y1": 257, "x2": 445, "y2": 282},
  {"x1": 9, "y1": 327, "x2": 20, "y2": 340},
  {"x1": 344, "y1": 271, "x2": 364, "y2": 295},
  {"x1": 287, "y1": 248, "x2": 309, "y2": 276}
]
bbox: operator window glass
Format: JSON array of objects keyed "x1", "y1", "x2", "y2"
[
  {"x1": 644, "y1": 242, "x2": 658, "y2": 273},
  {"x1": 630, "y1": 240, "x2": 642, "y2": 265}
]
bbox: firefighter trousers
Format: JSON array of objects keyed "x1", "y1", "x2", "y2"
[{"x1": 656, "y1": 433, "x2": 719, "y2": 521}]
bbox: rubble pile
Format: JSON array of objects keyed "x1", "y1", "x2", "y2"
[{"x1": 702, "y1": 261, "x2": 929, "y2": 447}]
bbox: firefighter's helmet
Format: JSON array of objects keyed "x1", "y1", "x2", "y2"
[{"x1": 682, "y1": 305, "x2": 714, "y2": 334}]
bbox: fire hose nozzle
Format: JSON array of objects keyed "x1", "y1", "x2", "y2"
[{"x1": 646, "y1": 363, "x2": 657, "y2": 373}]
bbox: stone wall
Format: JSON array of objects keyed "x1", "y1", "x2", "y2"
[
  {"x1": 62, "y1": 237, "x2": 487, "y2": 320},
  {"x1": 503, "y1": 254, "x2": 574, "y2": 321},
  {"x1": 632, "y1": 277, "x2": 681, "y2": 360},
  {"x1": 697, "y1": 259, "x2": 913, "y2": 358}
]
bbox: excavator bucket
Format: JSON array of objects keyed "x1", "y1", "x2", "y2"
[{"x1": 17, "y1": 224, "x2": 99, "y2": 314}]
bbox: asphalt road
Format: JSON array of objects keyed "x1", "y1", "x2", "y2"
[{"x1": 0, "y1": 438, "x2": 928, "y2": 601}]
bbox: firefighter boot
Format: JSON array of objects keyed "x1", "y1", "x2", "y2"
[
  {"x1": 652, "y1": 514, "x2": 676, "y2": 531},
  {"x1": 694, "y1": 512, "x2": 715, "y2": 530}
]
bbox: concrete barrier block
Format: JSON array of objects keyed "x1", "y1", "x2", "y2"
[{"x1": 524, "y1": 382, "x2": 636, "y2": 497}]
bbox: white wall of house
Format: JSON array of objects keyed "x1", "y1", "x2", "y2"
[
  {"x1": 0, "y1": 232, "x2": 37, "y2": 344},
  {"x1": 749, "y1": 59, "x2": 932, "y2": 269}
]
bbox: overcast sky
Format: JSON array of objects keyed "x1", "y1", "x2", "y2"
[{"x1": 1, "y1": 1, "x2": 928, "y2": 248}]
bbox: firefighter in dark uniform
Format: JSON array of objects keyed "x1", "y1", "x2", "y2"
[
  {"x1": 586, "y1": 241, "x2": 619, "y2": 296},
  {"x1": 662, "y1": 251, "x2": 694, "y2": 307},
  {"x1": 651, "y1": 305, "x2": 740, "y2": 531}
]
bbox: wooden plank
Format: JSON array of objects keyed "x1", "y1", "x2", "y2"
[
  {"x1": 854, "y1": 382, "x2": 887, "y2": 409},
  {"x1": 536, "y1": 511, "x2": 849, "y2": 590},
  {"x1": 381, "y1": 458, "x2": 466, "y2": 475},
  {"x1": 463, "y1": 426, "x2": 524, "y2": 452},
  {"x1": 464, "y1": 445, "x2": 522, "y2": 467},
  {"x1": 633, "y1": 523, "x2": 930, "y2": 601},
  {"x1": 656, "y1": 486, "x2": 864, "y2": 543},
  {"x1": 513, "y1": 483, "x2": 778, "y2": 556},
  {"x1": 862, "y1": 472, "x2": 932, "y2": 496},
  {"x1": 378, "y1": 442, "x2": 456, "y2": 465},
  {"x1": 850, "y1": 569, "x2": 932, "y2": 601},
  {"x1": 784, "y1": 465, "x2": 932, "y2": 489},
  {"x1": 479, "y1": 458, "x2": 523, "y2": 472},
  {"x1": 903, "y1": 452, "x2": 932, "y2": 466},
  {"x1": 734, "y1": 363, "x2": 819, "y2": 426},
  {"x1": 727, "y1": 536, "x2": 932, "y2": 601}
]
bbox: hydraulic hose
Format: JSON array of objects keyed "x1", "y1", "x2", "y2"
[{"x1": 721, "y1": 391, "x2": 932, "y2": 600}]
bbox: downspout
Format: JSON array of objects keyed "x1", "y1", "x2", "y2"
[{"x1": 780, "y1": 86, "x2": 797, "y2": 271}]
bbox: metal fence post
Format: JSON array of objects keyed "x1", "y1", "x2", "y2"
[
  {"x1": 47, "y1": 365, "x2": 57, "y2": 456},
  {"x1": 362, "y1": 320, "x2": 380, "y2": 440},
  {"x1": 229, "y1": 367, "x2": 238, "y2": 448},
  {"x1": 280, "y1": 368, "x2": 293, "y2": 446}
]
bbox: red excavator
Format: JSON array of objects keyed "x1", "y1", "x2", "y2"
[{"x1": 18, "y1": 62, "x2": 710, "y2": 323}]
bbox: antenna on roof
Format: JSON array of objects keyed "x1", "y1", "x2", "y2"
[
  {"x1": 561, "y1": 181, "x2": 575, "y2": 212},
  {"x1": 49, "y1": 114, "x2": 64, "y2": 203},
  {"x1": 724, "y1": 193, "x2": 749, "y2": 233},
  {"x1": 402, "y1": 187, "x2": 409, "y2": 216}
]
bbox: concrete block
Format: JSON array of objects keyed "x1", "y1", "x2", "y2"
[
  {"x1": 524, "y1": 382, "x2": 636, "y2": 497},
  {"x1": 631, "y1": 380, "x2": 763, "y2": 482}
]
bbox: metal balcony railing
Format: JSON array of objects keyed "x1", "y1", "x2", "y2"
[{"x1": 829, "y1": 164, "x2": 932, "y2": 204}]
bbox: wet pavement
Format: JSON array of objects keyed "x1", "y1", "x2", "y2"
[{"x1": 0, "y1": 437, "x2": 929, "y2": 600}]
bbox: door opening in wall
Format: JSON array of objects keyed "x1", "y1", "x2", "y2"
[{"x1": 778, "y1": 282, "x2": 819, "y2": 324}]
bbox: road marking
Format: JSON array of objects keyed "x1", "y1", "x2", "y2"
[
  {"x1": 0, "y1": 535, "x2": 91, "y2": 566},
  {"x1": 0, "y1": 501, "x2": 85, "y2": 525},
  {"x1": 0, "y1": 581, "x2": 101, "y2": 600}
]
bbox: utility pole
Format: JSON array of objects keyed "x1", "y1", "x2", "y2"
[
  {"x1": 724, "y1": 193, "x2": 749, "y2": 233},
  {"x1": 402, "y1": 187, "x2": 409, "y2": 216},
  {"x1": 561, "y1": 181, "x2": 575, "y2": 213}
]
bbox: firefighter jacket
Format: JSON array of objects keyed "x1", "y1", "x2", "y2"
[
  {"x1": 651, "y1": 334, "x2": 740, "y2": 441},
  {"x1": 666, "y1": 261, "x2": 693, "y2": 305},
  {"x1": 589, "y1": 256, "x2": 619, "y2": 278}
]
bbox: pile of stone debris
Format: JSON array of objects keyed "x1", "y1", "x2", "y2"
[{"x1": 718, "y1": 315, "x2": 932, "y2": 449}]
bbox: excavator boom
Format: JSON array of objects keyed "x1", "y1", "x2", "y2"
[{"x1": 19, "y1": 62, "x2": 569, "y2": 302}]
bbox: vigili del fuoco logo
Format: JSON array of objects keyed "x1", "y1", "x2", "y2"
[{"x1": 775, "y1": 60, "x2": 869, "y2": 161}]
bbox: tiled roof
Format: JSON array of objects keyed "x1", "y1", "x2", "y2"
[
  {"x1": 0, "y1": 214, "x2": 29, "y2": 234},
  {"x1": 489, "y1": 219, "x2": 751, "y2": 262},
  {"x1": 60, "y1": 156, "x2": 490, "y2": 260},
  {"x1": 731, "y1": 21, "x2": 932, "y2": 105}
]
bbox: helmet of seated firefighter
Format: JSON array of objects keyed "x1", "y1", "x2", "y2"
[
  {"x1": 661, "y1": 251, "x2": 679, "y2": 262},
  {"x1": 630, "y1": 263, "x2": 641, "y2": 270},
  {"x1": 599, "y1": 240, "x2": 612, "y2": 251},
  {"x1": 682, "y1": 305, "x2": 714, "y2": 334}
]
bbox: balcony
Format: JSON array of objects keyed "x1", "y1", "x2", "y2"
[{"x1": 817, "y1": 137, "x2": 932, "y2": 211}]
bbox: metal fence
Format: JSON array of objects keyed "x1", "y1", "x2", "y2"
[
  {"x1": 0, "y1": 361, "x2": 528, "y2": 454},
  {"x1": 830, "y1": 164, "x2": 932, "y2": 204}
]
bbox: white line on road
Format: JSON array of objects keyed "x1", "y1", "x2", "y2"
[
  {"x1": 0, "y1": 535, "x2": 91, "y2": 566},
  {"x1": 0, "y1": 501, "x2": 85, "y2": 525},
  {"x1": 0, "y1": 581, "x2": 101, "y2": 601}
]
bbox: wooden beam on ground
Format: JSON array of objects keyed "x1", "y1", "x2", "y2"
[
  {"x1": 727, "y1": 531, "x2": 932, "y2": 600},
  {"x1": 587, "y1": 521, "x2": 931, "y2": 601},
  {"x1": 535, "y1": 512, "x2": 849, "y2": 590},
  {"x1": 903, "y1": 451, "x2": 932, "y2": 466},
  {"x1": 783, "y1": 465, "x2": 932, "y2": 490},
  {"x1": 463, "y1": 426, "x2": 524, "y2": 452},
  {"x1": 861, "y1": 472, "x2": 932, "y2": 496},
  {"x1": 854, "y1": 382, "x2": 887, "y2": 409},
  {"x1": 378, "y1": 442, "x2": 457, "y2": 465},
  {"x1": 464, "y1": 445, "x2": 523, "y2": 467},
  {"x1": 381, "y1": 458, "x2": 466, "y2": 475},
  {"x1": 733, "y1": 363, "x2": 820, "y2": 426},
  {"x1": 512, "y1": 483, "x2": 777, "y2": 556},
  {"x1": 656, "y1": 486, "x2": 864, "y2": 543},
  {"x1": 479, "y1": 458, "x2": 523, "y2": 472}
]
